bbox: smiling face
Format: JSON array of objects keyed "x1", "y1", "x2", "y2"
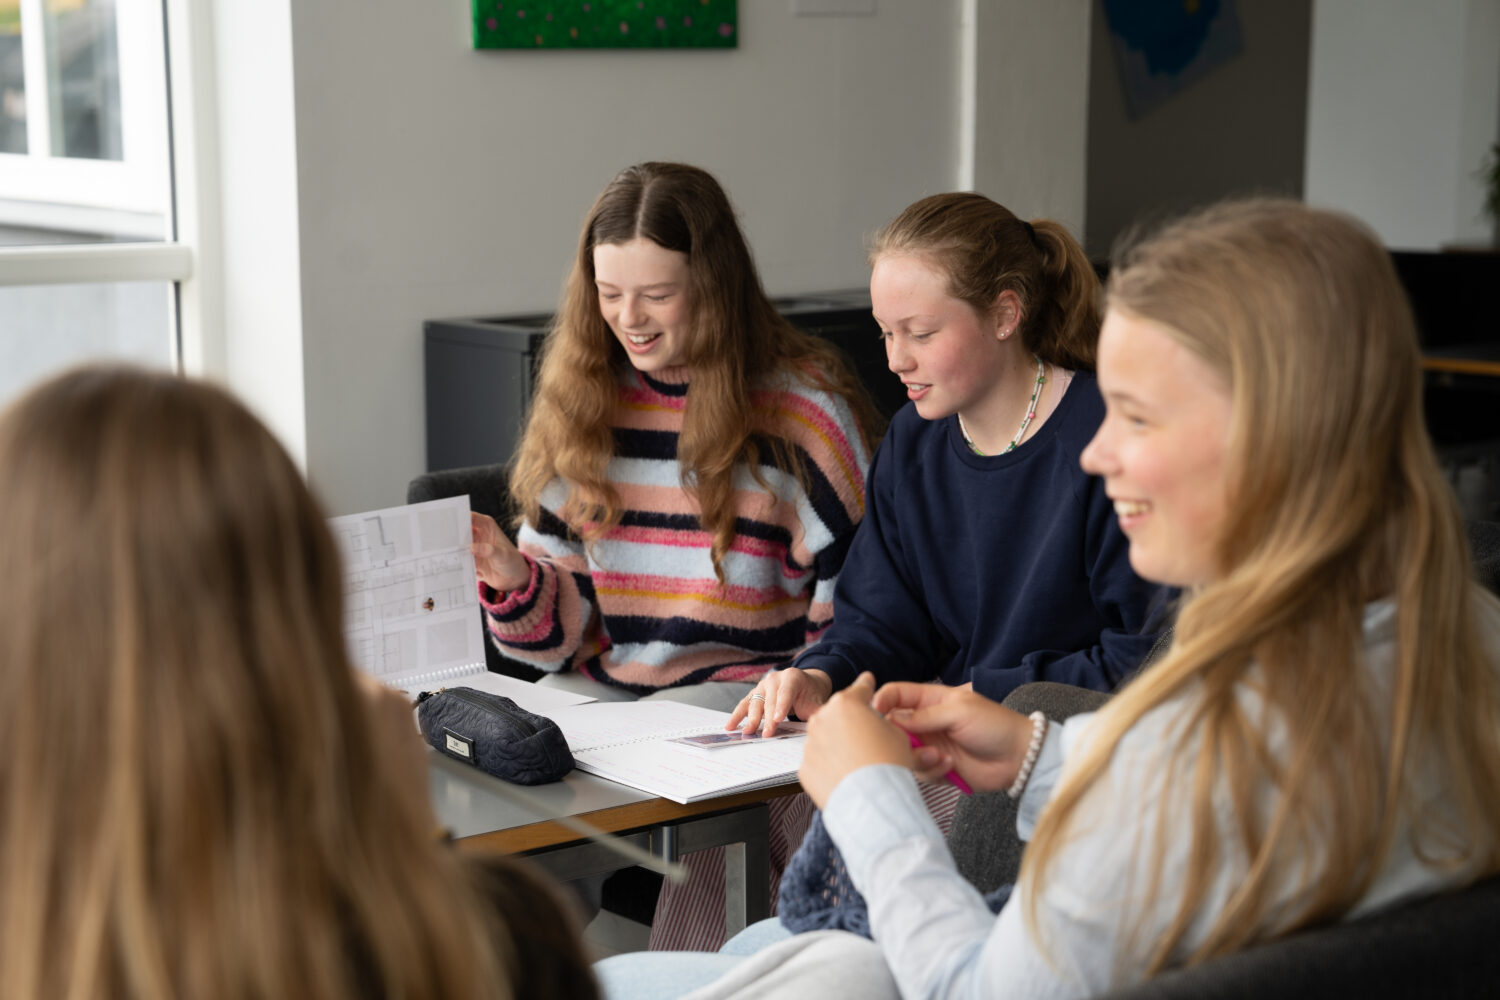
[
  {"x1": 1081, "y1": 308, "x2": 1235, "y2": 588},
  {"x1": 593, "y1": 237, "x2": 695, "y2": 372},
  {"x1": 870, "y1": 253, "x2": 1009, "y2": 421}
]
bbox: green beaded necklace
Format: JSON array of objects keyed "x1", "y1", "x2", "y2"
[{"x1": 957, "y1": 355, "x2": 1047, "y2": 456}]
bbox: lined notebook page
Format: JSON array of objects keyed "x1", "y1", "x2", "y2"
[
  {"x1": 548, "y1": 701, "x2": 805, "y2": 803},
  {"x1": 549, "y1": 701, "x2": 733, "y2": 750}
]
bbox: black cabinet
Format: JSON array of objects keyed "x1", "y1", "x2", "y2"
[{"x1": 424, "y1": 289, "x2": 893, "y2": 472}]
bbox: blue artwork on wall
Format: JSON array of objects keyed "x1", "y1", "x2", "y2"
[{"x1": 1103, "y1": 0, "x2": 1244, "y2": 118}]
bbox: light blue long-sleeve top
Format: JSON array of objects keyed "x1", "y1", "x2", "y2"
[{"x1": 824, "y1": 599, "x2": 1497, "y2": 1000}]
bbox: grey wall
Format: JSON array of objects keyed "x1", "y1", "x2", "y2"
[
  {"x1": 1305, "y1": 0, "x2": 1500, "y2": 250},
  {"x1": 285, "y1": 2, "x2": 965, "y2": 514},
  {"x1": 204, "y1": 1, "x2": 1093, "y2": 516},
  {"x1": 1084, "y1": 0, "x2": 1312, "y2": 257},
  {"x1": 968, "y1": 0, "x2": 1092, "y2": 234}
]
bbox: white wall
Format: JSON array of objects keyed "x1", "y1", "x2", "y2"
[
  {"x1": 1305, "y1": 0, "x2": 1500, "y2": 250},
  {"x1": 290, "y1": 1, "x2": 966, "y2": 514},
  {"x1": 967, "y1": 0, "x2": 1091, "y2": 234},
  {"x1": 198, "y1": 1, "x2": 1091, "y2": 515},
  {"x1": 203, "y1": 0, "x2": 307, "y2": 469}
]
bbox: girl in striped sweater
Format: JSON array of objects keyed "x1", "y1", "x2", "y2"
[
  {"x1": 471, "y1": 161, "x2": 880, "y2": 707},
  {"x1": 469, "y1": 162, "x2": 882, "y2": 950}
]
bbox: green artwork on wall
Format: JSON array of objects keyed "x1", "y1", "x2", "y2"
[{"x1": 472, "y1": 1, "x2": 737, "y2": 50}]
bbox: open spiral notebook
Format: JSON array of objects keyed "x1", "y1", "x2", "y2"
[
  {"x1": 327, "y1": 495, "x2": 597, "y2": 714},
  {"x1": 547, "y1": 700, "x2": 805, "y2": 804},
  {"x1": 328, "y1": 494, "x2": 805, "y2": 804}
]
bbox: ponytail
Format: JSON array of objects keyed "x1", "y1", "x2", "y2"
[
  {"x1": 870, "y1": 193, "x2": 1100, "y2": 371},
  {"x1": 1025, "y1": 219, "x2": 1100, "y2": 371}
]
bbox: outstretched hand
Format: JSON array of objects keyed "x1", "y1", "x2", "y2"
[
  {"x1": 727, "y1": 666, "x2": 834, "y2": 736},
  {"x1": 471, "y1": 511, "x2": 531, "y2": 593},
  {"x1": 798, "y1": 672, "x2": 914, "y2": 809},
  {"x1": 873, "y1": 682, "x2": 1036, "y2": 795}
]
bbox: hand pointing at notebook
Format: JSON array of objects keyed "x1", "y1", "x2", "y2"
[{"x1": 728, "y1": 665, "x2": 833, "y2": 737}]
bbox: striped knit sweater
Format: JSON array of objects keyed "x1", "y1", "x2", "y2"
[{"x1": 479, "y1": 365, "x2": 870, "y2": 693}]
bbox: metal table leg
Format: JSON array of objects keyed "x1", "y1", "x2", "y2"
[{"x1": 521, "y1": 801, "x2": 773, "y2": 938}]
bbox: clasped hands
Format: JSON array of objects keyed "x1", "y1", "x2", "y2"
[{"x1": 794, "y1": 672, "x2": 1038, "y2": 810}]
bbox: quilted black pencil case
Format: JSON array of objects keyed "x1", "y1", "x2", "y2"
[{"x1": 415, "y1": 687, "x2": 574, "y2": 785}]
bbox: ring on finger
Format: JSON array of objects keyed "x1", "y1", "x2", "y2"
[{"x1": 749, "y1": 693, "x2": 766, "y2": 703}]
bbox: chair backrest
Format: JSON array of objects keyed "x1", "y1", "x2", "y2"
[
  {"x1": 1101, "y1": 874, "x2": 1500, "y2": 1000},
  {"x1": 946, "y1": 682, "x2": 1111, "y2": 894},
  {"x1": 1468, "y1": 519, "x2": 1500, "y2": 595}
]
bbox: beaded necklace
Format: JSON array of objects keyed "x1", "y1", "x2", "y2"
[{"x1": 957, "y1": 355, "x2": 1047, "y2": 456}]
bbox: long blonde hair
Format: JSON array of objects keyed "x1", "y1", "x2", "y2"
[
  {"x1": 510, "y1": 162, "x2": 883, "y2": 580},
  {"x1": 1022, "y1": 199, "x2": 1500, "y2": 973},
  {"x1": 869, "y1": 191, "x2": 1100, "y2": 371},
  {"x1": 0, "y1": 367, "x2": 516, "y2": 999}
]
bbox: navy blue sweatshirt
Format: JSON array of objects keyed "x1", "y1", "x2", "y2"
[{"x1": 793, "y1": 371, "x2": 1163, "y2": 703}]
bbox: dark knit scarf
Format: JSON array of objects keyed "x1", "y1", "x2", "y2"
[{"x1": 778, "y1": 810, "x2": 1012, "y2": 938}]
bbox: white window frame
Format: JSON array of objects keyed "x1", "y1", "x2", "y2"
[
  {"x1": 0, "y1": 0, "x2": 169, "y2": 221},
  {"x1": 0, "y1": 0, "x2": 216, "y2": 375}
]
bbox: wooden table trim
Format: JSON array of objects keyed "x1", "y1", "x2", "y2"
[
  {"x1": 1423, "y1": 357, "x2": 1500, "y2": 378},
  {"x1": 454, "y1": 782, "x2": 803, "y2": 855}
]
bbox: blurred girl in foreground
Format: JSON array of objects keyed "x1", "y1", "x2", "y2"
[{"x1": 0, "y1": 366, "x2": 594, "y2": 999}]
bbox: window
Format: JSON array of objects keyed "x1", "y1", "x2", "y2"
[
  {"x1": 0, "y1": 279, "x2": 171, "y2": 400},
  {"x1": 0, "y1": 0, "x2": 189, "y2": 409}
]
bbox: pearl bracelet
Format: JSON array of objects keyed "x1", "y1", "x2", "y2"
[{"x1": 1006, "y1": 711, "x2": 1049, "y2": 800}]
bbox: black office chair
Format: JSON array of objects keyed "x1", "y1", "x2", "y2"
[
  {"x1": 1468, "y1": 519, "x2": 1500, "y2": 594},
  {"x1": 406, "y1": 463, "x2": 540, "y2": 682},
  {"x1": 1100, "y1": 874, "x2": 1500, "y2": 999}
]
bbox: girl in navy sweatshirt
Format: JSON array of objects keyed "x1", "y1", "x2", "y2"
[{"x1": 730, "y1": 192, "x2": 1162, "y2": 735}]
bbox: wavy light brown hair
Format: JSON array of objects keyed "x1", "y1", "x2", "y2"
[
  {"x1": 510, "y1": 162, "x2": 883, "y2": 580},
  {"x1": 0, "y1": 367, "x2": 525, "y2": 1000},
  {"x1": 868, "y1": 191, "x2": 1100, "y2": 371},
  {"x1": 1022, "y1": 199, "x2": 1500, "y2": 976}
]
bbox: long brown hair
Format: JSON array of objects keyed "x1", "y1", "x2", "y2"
[
  {"x1": 1023, "y1": 199, "x2": 1500, "y2": 975},
  {"x1": 0, "y1": 367, "x2": 520, "y2": 999},
  {"x1": 869, "y1": 191, "x2": 1100, "y2": 370},
  {"x1": 510, "y1": 162, "x2": 883, "y2": 580}
]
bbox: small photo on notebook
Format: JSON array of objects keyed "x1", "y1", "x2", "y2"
[{"x1": 670, "y1": 722, "x2": 807, "y2": 750}]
